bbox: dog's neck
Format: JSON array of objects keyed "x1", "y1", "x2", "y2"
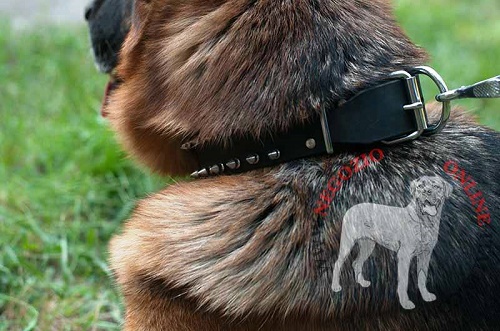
[
  {"x1": 132, "y1": 0, "x2": 428, "y2": 144},
  {"x1": 110, "y1": 0, "x2": 430, "y2": 176},
  {"x1": 187, "y1": 2, "x2": 431, "y2": 178}
]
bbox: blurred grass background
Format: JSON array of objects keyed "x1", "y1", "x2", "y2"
[{"x1": 0, "y1": 0, "x2": 499, "y2": 329}]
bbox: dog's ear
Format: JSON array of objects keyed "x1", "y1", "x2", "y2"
[
  {"x1": 410, "y1": 178, "x2": 420, "y2": 196},
  {"x1": 443, "y1": 179, "x2": 453, "y2": 198},
  {"x1": 434, "y1": 175, "x2": 453, "y2": 198}
]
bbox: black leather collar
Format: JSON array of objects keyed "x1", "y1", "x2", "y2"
[{"x1": 188, "y1": 67, "x2": 451, "y2": 178}]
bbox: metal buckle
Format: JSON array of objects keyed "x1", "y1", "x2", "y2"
[
  {"x1": 382, "y1": 70, "x2": 427, "y2": 144},
  {"x1": 411, "y1": 66, "x2": 451, "y2": 136},
  {"x1": 320, "y1": 107, "x2": 334, "y2": 154},
  {"x1": 382, "y1": 66, "x2": 451, "y2": 145}
]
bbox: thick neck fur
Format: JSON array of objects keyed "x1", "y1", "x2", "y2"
[{"x1": 107, "y1": 0, "x2": 427, "y2": 175}]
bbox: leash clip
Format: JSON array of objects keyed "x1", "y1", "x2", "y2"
[{"x1": 436, "y1": 75, "x2": 500, "y2": 102}]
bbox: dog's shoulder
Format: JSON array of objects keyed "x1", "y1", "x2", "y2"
[
  {"x1": 110, "y1": 123, "x2": 500, "y2": 322},
  {"x1": 110, "y1": 163, "x2": 358, "y2": 320},
  {"x1": 111, "y1": 174, "x2": 324, "y2": 314}
]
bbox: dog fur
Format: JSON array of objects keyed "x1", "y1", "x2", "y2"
[
  {"x1": 106, "y1": 0, "x2": 428, "y2": 175},
  {"x1": 93, "y1": 0, "x2": 500, "y2": 329}
]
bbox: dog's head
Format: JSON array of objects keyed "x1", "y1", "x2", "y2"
[
  {"x1": 85, "y1": 0, "x2": 134, "y2": 74},
  {"x1": 411, "y1": 176, "x2": 453, "y2": 217},
  {"x1": 86, "y1": 0, "x2": 134, "y2": 117},
  {"x1": 100, "y1": 0, "x2": 428, "y2": 176}
]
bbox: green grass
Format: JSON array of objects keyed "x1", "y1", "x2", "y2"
[
  {"x1": 396, "y1": 0, "x2": 500, "y2": 126},
  {"x1": 0, "y1": 23, "x2": 169, "y2": 330},
  {"x1": 0, "y1": 1, "x2": 499, "y2": 329}
]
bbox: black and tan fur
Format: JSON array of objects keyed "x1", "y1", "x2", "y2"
[{"x1": 87, "y1": 0, "x2": 500, "y2": 329}]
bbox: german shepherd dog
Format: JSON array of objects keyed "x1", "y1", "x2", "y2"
[{"x1": 86, "y1": 0, "x2": 500, "y2": 330}]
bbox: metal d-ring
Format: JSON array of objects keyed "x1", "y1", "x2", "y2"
[{"x1": 410, "y1": 66, "x2": 451, "y2": 136}]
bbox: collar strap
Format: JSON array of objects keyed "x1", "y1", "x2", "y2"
[{"x1": 188, "y1": 66, "x2": 451, "y2": 178}]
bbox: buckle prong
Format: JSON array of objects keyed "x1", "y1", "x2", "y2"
[
  {"x1": 320, "y1": 108, "x2": 334, "y2": 154},
  {"x1": 403, "y1": 102, "x2": 424, "y2": 111}
]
